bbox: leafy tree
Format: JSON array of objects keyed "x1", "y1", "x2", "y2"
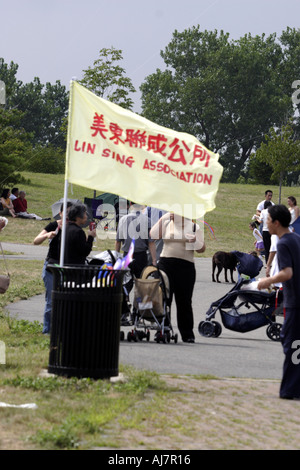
[
  {"x1": 0, "y1": 59, "x2": 68, "y2": 149},
  {"x1": 247, "y1": 157, "x2": 274, "y2": 185},
  {"x1": 140, "y1": 26, "x2": 296, "y2": 181},
  {"x1": 11, "y1": 78, "x2": 68, "y2": 148},
  {"x1": 24, "y1": 144, "x2": 65, "y2": 174},
  {"x1": 253, "y1": 121, "x2": 300, "y2": 201},
  {"x1": 0, "y1": 58, "x2": 21, "y2": 102},
  {"x1": 79, "y1": 47, "x2": 136, "y2": 110},
  {"x1": 0, "y1": 107, "x2": 31, "y2": 189}
]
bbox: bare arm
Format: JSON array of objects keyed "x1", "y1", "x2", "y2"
[
  {"x1": 265, "y1": 251, "x2": 275, "y2": 277},
  {"x1": 196, "y1": 241, "x2": 206, "y2": 254},
  {"x1": 115, "y1": 240, "x2": 122, "y2": 252},
  {"x1": 258, "y1": 267, "x2": 293, "y2": 290},
  {"x1": 148, "y1": 241, "x2": 157, "y2": 265},
  {"x1": 34, "y1": 229, "x2": 57, "y2": 245},
  {"x1": 150, "y1": 213, "x2": 171, "y2": 240}
]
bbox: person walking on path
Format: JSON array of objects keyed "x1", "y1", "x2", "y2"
[
  {"x1": 258, "y1": 204, "x2": 300, "y2": 400},
  {"x1": 150, "y1": 212, "x2": 205, "y2": 343}
]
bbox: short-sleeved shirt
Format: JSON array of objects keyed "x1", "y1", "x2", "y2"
[
  {"x1": 44, "y1": 221, "x2": 60, "y2": 263},
  {"x1": 260, "y1": 209, "x2": 270, "y2": 231},
  {"x1": 277, "y1": 232, "x2": 300, "y2": 308},
  {"x1": 256, "y1": 200, "x2": 274, "y2": 212},
  {"x1": 116, "y1": 211, "x2": 152, "y2": 253}
]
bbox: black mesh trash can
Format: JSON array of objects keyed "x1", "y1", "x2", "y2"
[{"x1": 47, "y1": 265, "x2": 124, "y2": 379}]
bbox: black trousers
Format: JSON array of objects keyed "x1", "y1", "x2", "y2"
[
  {"x1": 262, "y1": 230, "x2": 271, "y2": 263},
  {"x1": 280, "y1": 307, "x2": 300, "y2": 399},
  {"x1": 158, "y1": 257, "x2": 196, "y2": 341}
]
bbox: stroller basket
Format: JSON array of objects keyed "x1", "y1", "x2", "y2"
[
  {"x1": 133, "y1": 278, "x2": 163, "y2": 319},
  {"x1": 127, "y1": 266, "x2": 177, "y2": 343},
  {"x1": 220, "y1": 306, "x2": 273, "y2": 333}
]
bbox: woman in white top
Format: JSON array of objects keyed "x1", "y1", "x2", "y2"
[
  {"x1": 287, "y1": 196, "x2": 299, "y2": 225},
  {"x1": 150, "y1": 212, "x2": 205, "y2": 343}
]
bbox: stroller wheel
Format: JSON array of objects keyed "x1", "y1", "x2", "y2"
[
  {"x1": 154, "y1": 331, "x2": 168, "y2": 343},
  {"x1": 198, "y1": 320, "x2": 215, "y2": 337},
  {"x1": 212, "y1": 321, "x2": 222, "y2": 338},
  {"x1": 146, "y1": 330, "x2": 150, "y2": 342},
  {"x1": 165, "y1": 332, "x2": 171, "y2": 343},
  {"x1": 127, "y1": 331, "x2": 138, "y2": 342},
  {"x1": 154, "y1": 331, "x2": 161, "y2": 343},
  {"x1": 266, "y1": 323, "x2": 282, "y2": 342}
]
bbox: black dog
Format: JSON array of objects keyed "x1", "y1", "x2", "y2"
[{"x1": 212, "y1": 251, "x2": 237, "y2": 283}]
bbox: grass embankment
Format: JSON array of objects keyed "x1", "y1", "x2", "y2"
[{"x1": 1, "y1": 173, "x2": 300, "y2": 450}]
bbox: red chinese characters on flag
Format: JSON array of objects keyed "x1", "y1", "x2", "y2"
[
  {"x1": 89, "y1": 111, "x2": 210, "y2": 168},
  {"x1": 147, "y1": 134, "x2": 168, "y2": 157},
  {"x1": 125, "y1": 130, "x2": 147, "y2": 148},
  {"x1": 90, "y1": 113, "x2": 108, "y2": 139},
  {"x1": 168, "y1": 138, "x2": 191, "y2": 165},
  {"x1": 109, "y1": 123, "x2": 124, "y2": 144}
]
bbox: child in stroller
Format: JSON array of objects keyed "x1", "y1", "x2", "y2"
[
  {"x1": 198, "y1": 251, "x2": 283, "y2": 341},
  {"x1": 127, "y1": 265, "x2": 178, "y2": 343}
]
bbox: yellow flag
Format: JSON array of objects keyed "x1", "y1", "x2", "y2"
[{"x1": 66, "y1": 81, "x2": 223, "y2": 219}]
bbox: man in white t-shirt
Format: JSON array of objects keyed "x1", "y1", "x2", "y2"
[{"x1": 256, "y1": 190, "x2": 274, "y2": 216}]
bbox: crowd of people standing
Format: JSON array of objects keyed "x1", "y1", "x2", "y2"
[
  {"x1": 250, "y1": 190, "x2": 300, "y2": 265},
  {"x1": 3, "y1": 184, "x2": 300, "y2": 399},
  {"x1": 252, "y1": 189, "x2": 300, "y2": 400}
]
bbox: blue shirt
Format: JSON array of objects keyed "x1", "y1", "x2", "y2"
[{"x1": 277, "y1": 232, "x2": 300, "y2": 308}]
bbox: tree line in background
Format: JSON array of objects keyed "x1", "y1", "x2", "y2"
[{"x1": 1, "y1": 26, "x2": 300, "y2": 189}]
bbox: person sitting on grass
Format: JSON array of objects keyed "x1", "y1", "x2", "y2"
[
  {"x1": 0, "y1": 188, "x2": 17, "y2": 218},
  {"x1": 13, "y1": 190, "x2": 48, "y2": 220}
]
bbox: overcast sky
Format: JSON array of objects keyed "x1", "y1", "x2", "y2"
[{"x1": 1, "y1": 0, "x2": 300, "y2": 111}]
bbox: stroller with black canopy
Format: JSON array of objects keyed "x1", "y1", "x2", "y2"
[
  {"x1": 198, "y1": 251, "x2": 283, "y2": 341},
  {"x1": 89, "y1": 250, "x2": 133, "y2": 337},
  {"x1": 127, "y1": 266, "x2": 178, "y2": 343}
]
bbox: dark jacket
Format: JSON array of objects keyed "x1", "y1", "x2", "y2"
[{"x1": 64, "y1": 222, "x2": 93, "y2": 265}]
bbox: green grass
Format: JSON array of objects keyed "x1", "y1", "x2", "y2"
[
  {"x1": 1, "y1": 172, "x2": 299, "y2": 255},
  {"x1": 1, "y1": 173, "x2": 300, "y2": 450}
]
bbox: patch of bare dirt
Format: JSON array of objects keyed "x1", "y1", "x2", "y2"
[{"x1": 111, "y1": 376, "x2": 300, "y2": 450}]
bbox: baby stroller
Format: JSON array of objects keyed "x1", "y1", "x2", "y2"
[
  {"x1": 127, "y1": 266, "x2": 178, "y2": 344},
  {"x1": 89, "y1": 250, "x2": 133, "y2": 337},
  {"x1": 198, "y1": 251, "x2": 283, "y2": 342}
]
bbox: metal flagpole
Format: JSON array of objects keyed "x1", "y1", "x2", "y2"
[
  {"x1": 59, "y1": 78, "x2": 75, "y2": 267},
  {"x1": 59, "y1": 178, "x2": 69, "y2": 266}
]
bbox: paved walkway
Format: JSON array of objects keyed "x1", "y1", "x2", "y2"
[{"x1": 3, "y1": 242, "x2": 284, "y2": 380}]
